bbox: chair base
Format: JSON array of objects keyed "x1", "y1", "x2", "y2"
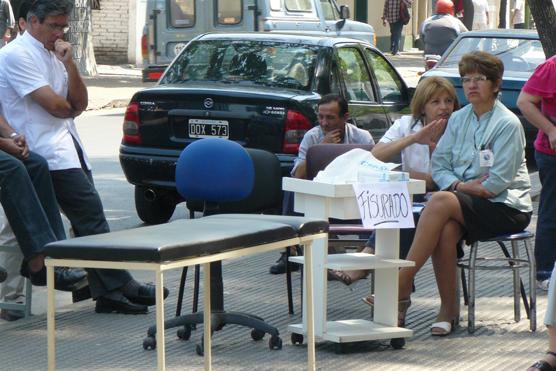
[
  {"x1": 457, "y1": 231, "x2": 536, "y2": 334},
  {"x1": 143, "y1": 310, "x2": 282, "y2": 353}
]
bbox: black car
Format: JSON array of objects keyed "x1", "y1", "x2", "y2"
[{"x1": 120, "y1": 32, "x2": 412, "y2": 224}]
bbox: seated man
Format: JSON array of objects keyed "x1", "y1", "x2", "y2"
[
  {"x1": 270, "y1": 94, "x2": 375, "y2": 274},
  {"x1": 0, "y1": 0, "x2": 169, "y2": 314},
  {"x1": 420, "y1": 0, "x2": 467, "y2": 57}
]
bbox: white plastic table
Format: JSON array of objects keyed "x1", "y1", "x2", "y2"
[{"x1": 283, "y1": 177, "x2": 426, "y2": 349}]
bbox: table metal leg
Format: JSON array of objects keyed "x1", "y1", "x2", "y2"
[
  {"x1": 203, "y1": 263, "x2": 212, "y2": 371},
  {"x1": 47, "y1": 264, "x2": 56, "y2": 371},
  {"x1": 305, "y1": 242, "x2": 316, "y2": 371},
  {"x1": 155, "y1": 270, "x2": 166, "y2": 371}
]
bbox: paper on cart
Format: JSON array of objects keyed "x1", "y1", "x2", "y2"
[{"x1": 313, "y1": 148, "x2": 405, "y2": 184}]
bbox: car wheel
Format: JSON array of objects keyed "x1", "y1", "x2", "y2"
[{"x1": 134, "y1": 186, "x2": 176, "y2": 224}]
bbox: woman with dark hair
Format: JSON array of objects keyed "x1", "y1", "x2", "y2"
[{"x1": 368, "y1": 51, "x2": 532, "y2": 337}]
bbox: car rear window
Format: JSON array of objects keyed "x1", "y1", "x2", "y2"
[
  {"x1": 169, "y1": 0, "x2": 195, "y2": 28},
  {"x1": 440, "y1": 36, "x2": 545, "y2": 74},
  {"x1": 161, "y1": 39, "x2": 320, "y2": 91}
]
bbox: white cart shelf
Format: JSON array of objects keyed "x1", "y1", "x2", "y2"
[{"x1": 283, "y1": 177, "x2": 425, "y2": 349}]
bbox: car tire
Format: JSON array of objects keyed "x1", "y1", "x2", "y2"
[{"x1": 134, "y1": 186, "x2": 176, "y2": 224}]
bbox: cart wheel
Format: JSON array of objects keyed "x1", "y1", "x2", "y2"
[
  {"x1": 177, "y1": 325, "x2": 192, "y2": 341},
  {"x1": 291, "y1": 333, "x2": 304, "y2": 345},
  {"x1": 334, "y1": 343, "x2": 347, "y2": 354},
  {"x1": 251, "y1": 328, "x2": 265, "y2": 341},
  {"x1": 196, "y1": 343, "x2": 204, "y2": 356},
  {"x1": 269, "y1": 335, "x2": 283, "y2": 350},
  {"x1": 142, "y1": 336, "x2": 156, "y2": 350},
  {"x1": 390, "y1": 337, "x2": 405, "y2": 349}
]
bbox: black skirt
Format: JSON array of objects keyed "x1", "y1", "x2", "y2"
[{"x1": 454, "y1": 191, "x2": 531, "y2": 244}]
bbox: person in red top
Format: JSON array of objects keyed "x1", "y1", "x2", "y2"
[
  {"x1": 518, "y1": 56, "x2": 556, "y2": 289},
  {"x1": 518, "y1": 55, "x2": 556, "y2": 371}
]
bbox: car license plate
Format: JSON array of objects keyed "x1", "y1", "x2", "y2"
[{"x1": 188, "y1": 119, "x2": 229, "y2": 139}]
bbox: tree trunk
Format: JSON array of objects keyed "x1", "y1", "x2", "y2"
[
  {"x1": 528, "y1": 0, "x2": 556, "y2": 58},
  {"x1": 67, "y1": 0, "x2": 97, "y2": 76},
  {"x1": 499, "y1": 0, "x2": 507, "y2": 28}
]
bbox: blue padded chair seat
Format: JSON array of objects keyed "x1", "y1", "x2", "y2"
[
  {"x1": 205, "y1": 214, "x2": 329, "y2": 237},
  {"x1": 44, "y1": 218, "x2": 305, "y2": 263}
]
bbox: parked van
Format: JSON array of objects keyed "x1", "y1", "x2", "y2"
[{"x1": 142, "y1": 0, "x2": 376, "y2": 81}]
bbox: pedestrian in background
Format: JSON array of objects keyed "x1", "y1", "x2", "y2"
[
  {"x1": 517, "y1": 55, "x2": 556, "y2": 291},
  {"x1": 511, "y1": 0, "x2": 526, "y2": 29},
  {"x1": 471, "y1": 0, "x2": 489, "y2": 30},
  {"x1": 382, "y1": 0, "x2": 413, "y2": 56},
  {"x1": 0, "y1": 0, "x2": 14, "y2": 47},
  {"x1": 420, "y1": 0, "x2": 467, "y2": 57}
]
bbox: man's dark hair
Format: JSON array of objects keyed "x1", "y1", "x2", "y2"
[
  {"x1": 17, "y1": 1, "x2": 31, "y2": 21},
  {"x1": 27, "y1": 0, "x2": 73, "y2": 23},
  {"x1": 318, "y1": 94, "x2": 348, "y2": 116}
]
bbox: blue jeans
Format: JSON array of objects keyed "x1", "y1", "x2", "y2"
[
  {"x1": 0, "y1": 151, "x2": 65, "y2": 259},
  {"x1": 534, "y1": 151, "x2": 556, "y2": 281},
  {"x1": 389, "y1": 21, "x2": 404, "y2": 54}
]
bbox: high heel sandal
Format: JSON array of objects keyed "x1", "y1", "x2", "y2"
[
  {"x1": 431, "y1": 316, "x2": 459, "y2": 336},
  {"x1": 361, "y1": 295, "x2": 411, "y2": 327}
]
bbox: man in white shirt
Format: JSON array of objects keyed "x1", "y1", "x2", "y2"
[{"x1": 0, "y1": 0, "x2": 169, "y2": 314}]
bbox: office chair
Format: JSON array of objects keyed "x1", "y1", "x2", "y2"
[{"x1": 143, "y1": 138, "x2": 284, "y2": 355}]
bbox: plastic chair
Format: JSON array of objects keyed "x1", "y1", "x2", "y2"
[
  {"x1": 457, "y1": 231, "x2": 536, "y2": 333},
  {"x1": 149, "y1": 138, "x2": 284, "y2": 355}
]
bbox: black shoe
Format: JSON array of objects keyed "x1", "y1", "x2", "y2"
[
  {"x1": 0, "y1": 266, "x2": 6, "y2": 283},
  {"x1": 21, "y1": 265, "x2": 88, "y2": 291},
  {"x1": 0, "y1": 309, "x2": 25, "y2": 321},
  {"x1": 123, "y1": 283, "x2": 169, "y2": 306},
  {"x1": 269, "y1": 251, "x2": 299, "y2": 275},
  {"x1": 95, "y1": 294, "x2": 148, "y2": 314}
]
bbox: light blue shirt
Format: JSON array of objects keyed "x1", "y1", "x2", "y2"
[
  {"x1": 292, "y1": 123, "x2": 374, "y2": 175},
  {"x1": 432, "y1": 100, "x2": 532, "y2": 213}
]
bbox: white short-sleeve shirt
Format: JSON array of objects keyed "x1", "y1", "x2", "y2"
[
  {"x1": 378, "y1": 115, "x2": 431, "y2": 173},
  {"x1": 0, "y1": 32, "x2": 90, "y2": 171}
]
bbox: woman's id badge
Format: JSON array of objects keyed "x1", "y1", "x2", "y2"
[{"x1": 479, "y1": 149, "x2": 494, "y2": 167}]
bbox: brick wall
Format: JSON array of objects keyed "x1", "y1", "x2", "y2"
[{"x1": 92, "y1": 0, "x2": 129, "y2": 64}]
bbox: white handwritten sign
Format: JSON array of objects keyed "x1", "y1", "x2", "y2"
[{"x1": 353, "y1": 182, "x2": 414, "y2": 229}]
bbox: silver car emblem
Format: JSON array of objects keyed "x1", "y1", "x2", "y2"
[{"x1": 203, "y1": 98, "x2": 214, "y2": 109}]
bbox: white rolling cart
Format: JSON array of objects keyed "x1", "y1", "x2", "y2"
[{"x1": 283, "y1": 177, "x2": 426, "y2": 352}]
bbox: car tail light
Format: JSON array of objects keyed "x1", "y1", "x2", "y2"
[
  {"x1": 282, "y1": 110, "x2": 312, "y2": 154},
  {"x1": 147, "y1": 71, "x2": 163, "y2": 81},
  {"x1": 122, "y1": 102, "x2": 141, "y2": 145}
]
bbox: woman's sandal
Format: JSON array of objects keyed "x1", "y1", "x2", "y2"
[
  {"x1": 361, "y1": 295, "x2": 411, "y2": 327},
  {"x1": 327, "y1": 269, "x2": 353, "y2": 285},
  {"x1": 529, "y1": 351, "x2": 556, "y2": 371},
  {"x1": 431, "y1": 317, "x2": 459, "y2": 336},
  {"x1": 328, "y1": 269, "x2": 370, "y2": 286}
]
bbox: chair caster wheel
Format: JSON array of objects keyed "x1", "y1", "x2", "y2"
[
  {"x1": 196, "y1": 343, "x2": 204, "y2": 356},
  {"x1": 334, "y1": 342, "x2": 347, "y2": 354},
  {"x1": 251, "y1": 328, "x2": 265, "y2": 341},
  {"x1": 142, "y1": 336, "x2": 156, "y2": 350},
  {"x1": 177, "y1": 325, "x2": 192, "y2": 341},
  {"x1": 291, "y1": 333, "x2": 303, "y2": 345},
  {"x1": 269, "y1": 335, "x2": 282, "y2": 350},
  {"x1": 390, "y1": 337, "x2": 405, "y2": 349}
]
